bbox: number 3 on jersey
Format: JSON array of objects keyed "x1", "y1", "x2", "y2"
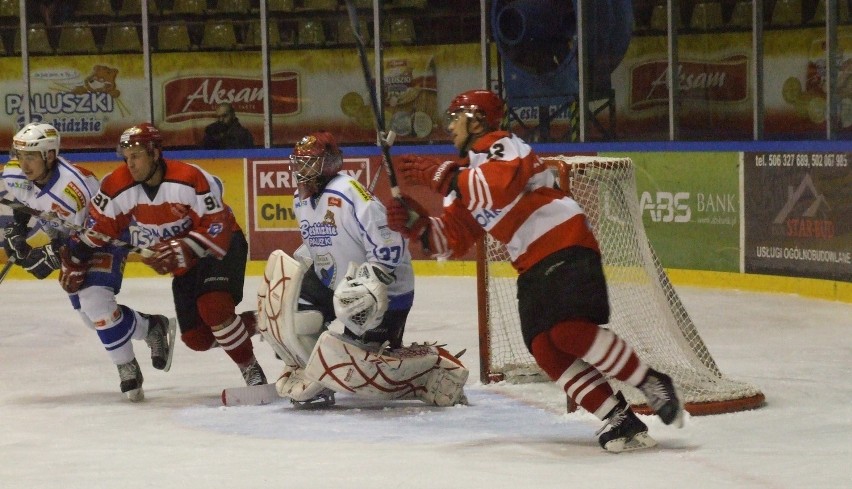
[{"x1": 377, "y1": 246, "x2": 401, "y2": 264}]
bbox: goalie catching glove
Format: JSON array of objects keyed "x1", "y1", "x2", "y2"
[
  {"x1": 333, "y1": 262, "x2": 394, "y2": 337},
  {"x1": 142, "y1": 238, "x2": 206, "y2": 275}
]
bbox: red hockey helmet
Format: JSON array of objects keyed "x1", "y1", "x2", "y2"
[
  {"x1": 117, "y1": 123, "x2": 163, "y2": 157},
  {"x1": 290, "y1": 131, "x2": 343, "y2": 185},
  {"x1": 445, "y1": 90, "x2": 504, "y2": 131}
]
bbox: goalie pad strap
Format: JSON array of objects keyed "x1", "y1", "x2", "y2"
[{"x1": 303, "y1": 331, "x2": 469, "y2": 406}]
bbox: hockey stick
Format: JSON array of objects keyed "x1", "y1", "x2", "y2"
[
  {"x1": 343, "y1": 0, "x2": 402, "y2": 198},
  {"x1": 0, "y1": 257, "x2": 14, "y2": 285},
  {"x1": 0, "y1": 198, "x2": 153, "y2": 258}
]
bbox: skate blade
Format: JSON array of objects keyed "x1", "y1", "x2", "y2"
[
  {"x1": 603, "y1": 432, "x2": 658, "y2": 453},
  {"x1": 162, "y1": 317, "x2": 178, "y2": 373},
  {"x1": 221, "y1": 383, "x2": 280, "y2": 406},
  {"x1": 125, "y1": 387, "x2": 145, "y2": 403},
  {"x1": 291, "y1": 392, "x2": 336, "y2": 409}
]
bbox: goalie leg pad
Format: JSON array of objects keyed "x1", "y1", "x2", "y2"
[
  {"x1": 275, "y1": 364, "x2": 335, "y2": 403},
  {"x1": 421, "y1": 347, "x2": 470, "y2": 407},
  {"x1": 257, "y1": 250, "x2": 320, "y2": 367},
  {"x1": 303, "y1": 331, "x2": 469, "y2": 405}
]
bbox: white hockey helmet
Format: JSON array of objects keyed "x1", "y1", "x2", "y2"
[{"x1": 11, "y1": 122, "x2": 60, "y2": 161}]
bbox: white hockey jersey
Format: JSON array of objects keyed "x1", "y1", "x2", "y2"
[
  {"x1": 1, "y1": 156, "x2": 99, "y2": 240},
  {"x1": 293, "y1": 174, "x2": 414, "y2": 310}
]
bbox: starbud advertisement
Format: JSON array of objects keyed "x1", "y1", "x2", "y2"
[{"x1": 744, "y1": 152, "x2": 851, "y2": 282}]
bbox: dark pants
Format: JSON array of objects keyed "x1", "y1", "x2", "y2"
[
  {"x1": 172, "y1": 231, "x2": 248, "y2": 334},
  {"x1": 517, "y1": 246, "x2": 611, "y2": 352}
]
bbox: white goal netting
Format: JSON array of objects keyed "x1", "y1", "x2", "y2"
[{"x1": 478, "y1": 156, "x2": 764, "y2": 414}]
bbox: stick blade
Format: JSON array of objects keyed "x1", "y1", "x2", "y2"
[{"x1": 221, "y1": 383, "x2": 280, "y2": 406}]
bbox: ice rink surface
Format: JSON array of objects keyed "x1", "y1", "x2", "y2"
[{"x1": 1, "y1": 275, "x2": 850, "y2": 489}]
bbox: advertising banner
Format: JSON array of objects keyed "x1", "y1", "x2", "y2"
[
  {"x1": 1, "y1": 55, "x2": 147, "y2": 151},
  {"x1": 0, "y1": 45, "x2": 479, "y2": 152},
  {"x1": 246, "y1": 156, "x2": 373, "y2": 259},
  {"x1": 743, "y1": 152, "x2": 851, "y2": 282},
  {"x1": 622, "y1": 152, "x2": 740, "y2": 272},
  {"x1": 244, "y1": 152, "x2": 458, "y2": 261},
  {"x1": 614, "y1": 26, "x2": 852, "y2": 140},
  {"x1": 0, "y1": 157, "x2": 247, "y2": 260},
  {"x1": 151, "y1": 45, "x2": 479, "y2": 148}
]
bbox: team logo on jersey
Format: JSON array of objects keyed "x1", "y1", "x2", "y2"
[
  {"x1": 300, "y1": 219, "x2": 337, "y2": 247},
  {"x1": 63, "y1": 182, "x2": 86, "y2": 211},
  {"x1": 207, "y1": 222, "x2": 223, "y2": 236},
  {"x1": 328, "y1": 196, "x2": 342, "y2": 208},
  {"x1": 48, "y1": 201, "x2": 73, "y2": 220},
  {"x1": 313, "y1": 253, "x2": 336, "y2": 287},
  {"x1": 323, "y1": 210, "x2": 336, "y2": 227},
  {"x1": 169, "y1": 203, "x2": 191, "y2": 218},
  {"x1": 5, "y1": 179, "x2": 31, "y2": 191},
  {"x1": 349, "y1": 180, "x2": 372, "y2": 202}
]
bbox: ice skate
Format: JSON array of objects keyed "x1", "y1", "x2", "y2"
[
  {"x1": 117, "y1": 358, "x2": 144, "y2": 402},
  {"x1": 240, "y1": 358, "x2": 268, "y2": 386},
  {"x1": 143, "y1": 314, "x2": 175, "y2": 371},
  {"x1": 598, "y1": 392, "x2": 656, "y2": 453},
  {"x1": 290, "y1": 391, "x2": 336, "y2": 409},
  {"x1": 639, "y1": 369, "x2": 685, "y2": 428}
]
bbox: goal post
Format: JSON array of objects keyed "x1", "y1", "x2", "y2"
[{"x1": 477, "y1": 155, "x2": 765, "y2": 415}]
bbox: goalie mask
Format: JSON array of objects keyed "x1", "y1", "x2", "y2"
[{"x1": 289, "y1": 131, "x2": 343, "y2": 198}]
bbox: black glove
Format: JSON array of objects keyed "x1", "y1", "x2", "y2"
[
  {"x1": 3, "y1": 221, "x2": 30, "y2": 261},
  {"x1": 20, "y1": 242, "x2": 61, "y2": 280}
]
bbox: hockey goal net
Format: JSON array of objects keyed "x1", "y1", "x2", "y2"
[{"x1": 477, "y1": 155, "x2": 765, "y2": 415}]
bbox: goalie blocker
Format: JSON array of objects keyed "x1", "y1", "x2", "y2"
[{"x1": 256, "y1": 249, "x2": 468, "y2": 407}]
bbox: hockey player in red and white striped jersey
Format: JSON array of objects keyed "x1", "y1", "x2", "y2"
[
  {"x1": 64, "y1": 123, "x2": 266, "y2": 389},
  {"x1": 386, "y1": 90, "x2": 685, "y2": 452},
  {"x1": 2, "y1": 122, "x2": 173, "y2": 402}
]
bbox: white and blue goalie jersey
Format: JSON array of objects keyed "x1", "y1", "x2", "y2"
[{"x1": 293, "y1": 174, "x2": 414, "y2": 311}]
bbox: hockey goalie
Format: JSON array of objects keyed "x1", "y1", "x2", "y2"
[{"x1": 256, "y1": 249, "x2": 469, "y2": 408}]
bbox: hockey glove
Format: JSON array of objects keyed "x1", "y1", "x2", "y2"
[
  {"x1": 142, "y1": 238, "x2": 201, "y2": 275},
  {"x1": 20, "y1": 242, "x2": 61, "y2": 280},
  {"x1": 59, "y1": 246, "x2": 88, "y2": 293},
  {"x1": 3, "y1": 221, "x2": 30, "y2": 261},
  {"x1": 396, "y1": 154, "x2": 461, "y2": 196},
  {"x1": 386, "y1": 196, "x2": 430, "y2": 240}
]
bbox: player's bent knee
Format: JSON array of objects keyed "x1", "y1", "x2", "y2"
[
  {"x1": 182, "y1": 326, "x2": 216, "y2": 351},
  {"x1": 75, "y1": 285, "x2": 120, "y2": 326},
  {"x1": 197, "y1": 291, "x2": 235, "y2": 327}
]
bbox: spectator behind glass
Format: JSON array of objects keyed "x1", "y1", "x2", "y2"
[{"x1": 202, "y1": 103, "x2": 255, "y2": 149}]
